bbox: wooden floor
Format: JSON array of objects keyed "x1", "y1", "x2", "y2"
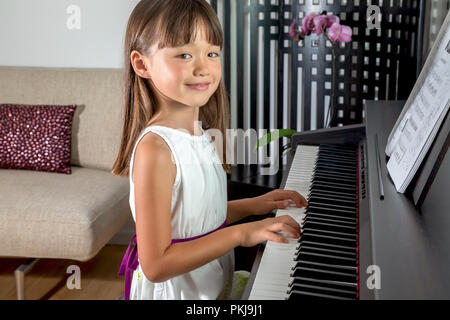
[{"x1": 0, "y1": 245, "x2": 127, "y2": 300}]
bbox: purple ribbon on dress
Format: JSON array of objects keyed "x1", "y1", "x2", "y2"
[{"x1": 118, "y1": 220, "x2": 228, "y2": 300}]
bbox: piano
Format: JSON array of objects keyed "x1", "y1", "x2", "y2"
[{"x1": 243, "y1": 100, "x2": 450, "y2": 300}]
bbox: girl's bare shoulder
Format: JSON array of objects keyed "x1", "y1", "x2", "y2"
[{"x1": 133, "y1": 131, "x2": 176, "y2": 184}]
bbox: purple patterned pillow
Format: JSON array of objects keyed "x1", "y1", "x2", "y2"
[{"x1": 0, "y1": 104, "x2": 77, "y2": 174}]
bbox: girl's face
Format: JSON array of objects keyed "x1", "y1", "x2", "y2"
[{"x1": 146, "y1": 28, "x2": 222, "y2": 108}]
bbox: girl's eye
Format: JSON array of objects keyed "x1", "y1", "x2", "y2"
[{"x1": 179, "y1": 53, "x2": 220, "y2": 59}]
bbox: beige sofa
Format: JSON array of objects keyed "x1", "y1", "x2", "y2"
[{"x1": 0, "y1": 66, "x2": 132, "y2": 299}]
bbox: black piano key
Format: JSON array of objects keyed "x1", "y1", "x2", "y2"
[
  {"x1": 316, "y1": 160, "x2": 356, "y2": 170},
  {"x1": 301, "y1": 220, "x2": 356, "y2": 235},
  {"x1": 319, "y1": 148, "x2": 356, "y2": 157},
  {"x1": 320, "y1": 144, "x2": 356, "y2": 151},
  {"x1": 310, "y1": 182, "x2": 356, "y2": 193},
  {"x1": 295, "y1": 260, "x2": 357, "y2": 273},
  {"x1": 304, "y1": 211, "x2": 357, "y2": 223},
  {"x1": 313, "y1": 165, "x2": 356, "y2": 176},
  {"x1": 302, "y1": 222, "x2": 357, "y2": 238},
  {"x1": 308, "y1": 195, "x2": 357, "y2": 207},
  {"x1": 308, "y1": 190, "x2": 356, "y2": 199},
  {"x1": 316, "y1": 154, "x2": 355, "y2": 164},
  {"x1": 315, "y1": 163, "x2": 356, "y2": 175},
  {"x1": 289, "y1": 276, "x2": 357, "y2": 291},
  {"x1": 320, "y1": 145, "x2": 356, "y2": 156},
  {"x1": 301, "y1": 228, "x2": 356, "y2": 243},
  {"x1": 300, "y1": 232, "x2": 357, "y2": 248},
  {"x1": 315, "y1": 159, "x2": 356, "y2": 170},
  {"x1": 287, "y1": 289, "x2": 350, "y2": 300},
  {"x1": 308, "y1": 202, "x2": 356, "y2": 216},
  {"x1": 317, "y1": 150, "x2": 357, "y2": 160},
  {"x1": 317, "y1": 155, "x2": 357, "y2": 165},
  {"x1": 303, "y1": 215, "x2": 357, "y2": 227},
  {"x1": 309, "y1": 179, "x2": 356, "y2": 191},
  {"x1": 288, "y1": 283, "x2": 357, "y2": 300},
  {"x1": 291, "y1": 265, "x2": 357, "y2": 283},
  {"x1": 312, "y1": 170, "x2": 356, "y2": 180},
  {"x1": 313, "y1": 172, "x2": 356, "y2": 184},
  {"x1": 307, "y1": 204, "x2": 356, "y2": 216},
  {"x1": 295, "y1": 250, "x2": 356, "y2": 267},
  {"x1": 307, "y1": 190, "x2": 357, "y2": 201},
  {"x1": 295, "y1": 251, "x2": 356, "y2": 267},
  {"x1": 312, "y1": 177, "x2": 356, "y2": 188},
  {"x1": 296, "y1": 244, "x2": 356, "y2": 259},
  {"x1": 298, "y1": 240, "x2": 356, "y2": 253},
  {"x1": 316, "y1": 159, "x2": 355, "y2": 169}
]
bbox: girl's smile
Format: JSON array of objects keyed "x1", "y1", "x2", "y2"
[{"x1": 185, "y1": 82, "x2": 210, "y2": 91}]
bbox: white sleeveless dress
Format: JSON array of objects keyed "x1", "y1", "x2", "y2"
[{"x1": 128, "y1": 125, "x2": 235, "y2": 300}]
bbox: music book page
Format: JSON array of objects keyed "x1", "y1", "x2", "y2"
[
  {"x1": 386, "y1": 11, "x2": 450, "y2": 157},
  {"x1": 386, "y1": 24, "x2": 450, "y2": 193}
]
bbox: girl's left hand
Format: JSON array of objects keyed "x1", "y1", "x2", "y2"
[{"x1": 251, "y1": 189, "x2": 308, "y2": 216}]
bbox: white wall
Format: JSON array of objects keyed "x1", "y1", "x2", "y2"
[{"x1": 0, "y1": 0, "x2": 140, "y2": 68}]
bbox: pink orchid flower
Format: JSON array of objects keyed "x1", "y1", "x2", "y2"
[
  {"x1": 313, "y1": 14, "x2": 340, "y2": 36},
  {"x1": 289, "y1": 19, "x2": 298, "y2": 38},
  {"x1": 301, "y1": 12, "x2": 317, "y2": 36},
  {"x1": 326, "y1": 22, "x2": 352, "y2": 43}
]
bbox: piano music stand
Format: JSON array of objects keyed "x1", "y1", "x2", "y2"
[{"x1": 410, "y1": 109, "x2": 450, "y2": 208}]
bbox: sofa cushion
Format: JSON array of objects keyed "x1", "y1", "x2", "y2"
[
  {"x1": 0, "y1": 67, "x2": 124, "y2": 171},
  {"x1": 0, "y1": 103, "x2": 77, "y2": 174},
  {"x1": 0, "y1": 166, "x2": 131, "y2": 261}
]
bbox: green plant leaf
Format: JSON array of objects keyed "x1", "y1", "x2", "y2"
[{"x1": 253, "y1": 129, "x2": 297, "y2": 152}]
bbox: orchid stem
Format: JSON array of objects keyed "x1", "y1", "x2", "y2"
[
  {"x1": 330, "y1": 44, "x2": 336, "y2": 127},
  {"x1": 324, "y1": 33, "x2": 336, "y2": 128}
]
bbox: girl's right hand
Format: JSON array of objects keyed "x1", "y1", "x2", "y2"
[{"x1": 237, "y1": 215, "x2": 301, "y2": 247}]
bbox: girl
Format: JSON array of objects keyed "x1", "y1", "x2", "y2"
[{"x1": 111, "y1": 0, "x2": 308, "y2": 300}]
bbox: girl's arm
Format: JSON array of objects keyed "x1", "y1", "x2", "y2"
[
  {"x1": 133, "y1": 133, "x2": 300, "y2": 283},
  {"x1": 226, "y1": 198, "x2": 258, "y2": 224}
]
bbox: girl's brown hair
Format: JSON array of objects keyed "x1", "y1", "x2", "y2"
[{"x1": 111, "y1": 0, "x2": 231, "y2": 178}]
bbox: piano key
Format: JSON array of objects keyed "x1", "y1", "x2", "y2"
[
  {"x1": 291, "y1": 266, "x2": 357, "y2": 283},
  {"x1": 296, "y1": 244, "x2": 357, "y2": 258},
  {"x1": 306, "y1": 204, "x2": 356, "y2": 216},
  {"x1": 314, "y1": 164, "x2": 356, "y2": 174},
  {"x1": 295, "y1": 251, "x2": 357, "y2": 267},
  {"x1": 304, "y1": 211, "x2": 357, "y2": 223},
  {"x1": 316, "y1": 154, "x2": 357, "y2": 164},
  {"x1": 248, "y1": 144, "x2": 359, "y2": 300},
  {"x1": 298, "y1": 240, "x2": 357, "y2": 253},
  {"x1": 288, "y1": 283, "x2": 357, "y2": 299},
  {"x1": 313, "y1": 172, "x2": 356, "y2": 183},
  {"x1": 310, "y1": 181, "x2": 356, "y2": 192},
  {"x1": 307, "y1": 190, "x2": 357, "y2": 201},
  {"x1": 287, "y1": 289, "x2": 352, "y2": 300},
  {"x1": 289, "y1": 276, "x2": 357, "y2": 290},
  {"x1": 303, "y1": 215, "x2": 357, "y2": 227},
  {"x1": 299, "y1": 232, "x2": 357, "y2": 248},
  {"x1": 301, "y1": 220, "x2": 357, "y2": 234},
  {"x1": 308, "y1": 195, "x2": 357, "y2": 207},
  {"x1": 315, "y1": 159, "x2": 357, "y2": 170},
  {"x1": 308, "y1": 202, "x2": 356, "y2": 215}
]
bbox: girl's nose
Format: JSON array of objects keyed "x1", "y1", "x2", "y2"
[
  {"x1": 193, "y1": 58, "x2": 210, "y2": 77},
  {"x1": 193, "y1": 67, "x2": 209, "y2": 77}
]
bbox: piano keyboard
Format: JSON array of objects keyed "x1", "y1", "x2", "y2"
[{"x1": 248, "y1": 144, "x2": 360, "y2": 300}]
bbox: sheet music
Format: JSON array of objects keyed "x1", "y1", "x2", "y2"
[
  {"x1": 386, "y1": 11, "x2": 450, "y2": 157},
  {"x1": 386, "y1": 26, "x2": 450, "y2": 193}
]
